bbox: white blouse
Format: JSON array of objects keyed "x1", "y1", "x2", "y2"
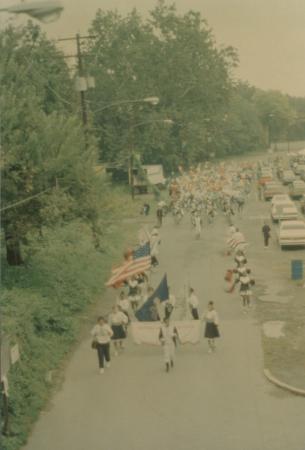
[{"x1": 203, "y1": 310, "x2": 219, "y2": 325}]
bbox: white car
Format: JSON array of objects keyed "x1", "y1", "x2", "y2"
[
  {"x1": 281, "y1": 170, "x2": 296, "y2": 185},
  {"x1": 278, "y1": 220, "x2": 305, "y2": 249},
  {"x1": 271, "y1": 202, "x2": 298, "y2": 222},
  {"x1": 271, "y1": 194, "x2": 291, "y2": 206}
]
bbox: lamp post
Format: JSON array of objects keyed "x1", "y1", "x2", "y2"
[{"x1": 0, "y1": 1, "x2": 64, "y2": 23}]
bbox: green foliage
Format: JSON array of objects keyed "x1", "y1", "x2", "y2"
[
  {"x1": 86, "y1": 1, "x2": 237, "y2": 171},
  {"x1": 0, "y1": 22, "x2": 102, "y2": 265},
  {"x1": 0, "y1": 211, "x2": 135, "y2": 449}
]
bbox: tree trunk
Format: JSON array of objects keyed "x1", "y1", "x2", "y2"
[{"x1": 5, "y1": 231, "x2": 23, "y2": 266}]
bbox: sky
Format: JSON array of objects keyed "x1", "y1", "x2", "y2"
[{"x1": 1, "y1": 0, "x2": 305, "y2": 97}]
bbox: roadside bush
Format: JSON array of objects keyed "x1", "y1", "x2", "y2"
[{"x1": 0, "y1": 207, "x2": 137, "y2": 450}]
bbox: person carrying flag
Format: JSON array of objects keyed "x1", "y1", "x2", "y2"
[{"x1": 159, "y1": 317, "x2": 179, "y2": 372}]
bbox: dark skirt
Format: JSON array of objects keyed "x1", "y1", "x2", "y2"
[
  {"x1": 204, "y1": 322, "x2": 220, "y2": 339},
  {"x1": 111, "y1": 324, "x2": 126, "y2": 340}
]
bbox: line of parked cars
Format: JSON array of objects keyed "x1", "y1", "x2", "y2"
[{"x1": 262, "y1": 157, "x2": 305, "y2": 250}]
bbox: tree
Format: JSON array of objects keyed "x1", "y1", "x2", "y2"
[
  {"x1": 0, "y1": 23, "x2": 100, "y2": 265},
  {"x1": 253, "y1": 90, "x2": 296, "y2": 147},
  {"x1": 85, "y1": 1, "x2": 237, "y2": 171}
]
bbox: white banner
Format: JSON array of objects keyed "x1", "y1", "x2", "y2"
[{"x1": 131, "y1": 320, "x2": 202, "y2": 346}]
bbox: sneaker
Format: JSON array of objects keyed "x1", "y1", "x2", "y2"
[
  {"x1": 105, "y1": 362, "x2": 111, "y2": 368},
  {"x1": 99, "y1": 368, "x2": 104, "y2": 374}
]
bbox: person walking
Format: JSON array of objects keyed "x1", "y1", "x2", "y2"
[
  {"x1": 150, "y1": 227, "x2": 160, "y2": 267},
  {"x1": 159, "y1": 317, "x2": 179, "y2": 372},
  {"x1": 127, "y1": 277, "x2": 140, "y2": 311},
  {"x1": 262, "y1": 221, "x2": 271, "y2": 248},
  {"x1": 117, "y1": 291, "x2": 130, "y2": 325},
  {"x1": 156, "y1": 205, "x2": 163, "y2": 227},
  {"x1": 237, "y1": 272, "x2": 254, "y2": 313},
  {"x1": 202, "y1": 302, "x2": 220, "y2": 353},
  {"x1": 109, "y1": 306, "x2": 128, "y2": 356},
  {"x1": 234, "y1": 249, "x2": 247, "y2": 268},
  {"x1": 91, "y1": 316, "x2": 113, "y2": 374},
  {"x1": 187, "y1": 287, "x2": 199, "y2": 319},
  {"x1": 164, "y1": 288, "x2": 176, "y2": 320}
]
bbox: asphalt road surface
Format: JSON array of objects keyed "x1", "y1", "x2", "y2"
[{"x1": 24, "y1": 185, "x2": 305, "y2": 450}]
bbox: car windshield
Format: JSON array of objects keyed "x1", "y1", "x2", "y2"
[
  {"x1": 282, "y1": 224, "x2": 305, "y2": 230},
  {"x1": 276, "y1": 203, "x2": 294, "y2": 210}
]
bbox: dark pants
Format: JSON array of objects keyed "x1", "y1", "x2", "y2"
[
  {"x1": 165, "y1": 304, "x2": 173, "y2": 320},
  {"x1": 191, "y1": 308, "x2": 199, "y2": 320},
  {"x1": 151, "y1": 255, "x2": 159, "y2": 266},
  {"x1": 263, "y1": 234, "x2": 270, "y2": 246},
  {"x1": 97, "y1": 343, "x2": 110, "y2": 368}
]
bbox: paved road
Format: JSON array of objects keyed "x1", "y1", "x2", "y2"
[{"x1": 24, "y1": 187, "x2": 305, "y2": 450}]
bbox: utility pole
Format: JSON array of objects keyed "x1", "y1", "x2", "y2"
[
  {"x1": 57, "y1": 34, "x2": 96, "y2": 129},
  {"x1": 76, "y1": 33, "x2": 88, "y2": 128}
]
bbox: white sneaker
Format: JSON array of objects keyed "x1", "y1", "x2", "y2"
[
  {"x1": 99, "y1": 368, "x2": 104, "y2": 374},
  {"x1": 106, "y1": 362, "x2": 111, "y2": 368}
]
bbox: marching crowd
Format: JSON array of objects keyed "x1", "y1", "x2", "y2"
[{"x1": 91, "y1": 160, "x2": 264, "y2": 374}]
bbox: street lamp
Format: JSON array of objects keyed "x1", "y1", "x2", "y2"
[
  {"x1": 0, "y1": 1, "x2": 64, "y2": 23},
  {"x1": 89, "y1": 97, "x2": 160, "y2": 114}
]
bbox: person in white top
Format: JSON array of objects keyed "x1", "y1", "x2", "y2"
[
  {"x1": 109, "y1": 306, "x2": 128, "y2": 355},
  {"x1": 91, "y1": 316, "x2": 113, "y2": 374},
  {"x1": 117, "y1": 291, "x2": 130, "y2": 323},
  {"x1": 187, "y1": 287, "x2": 199, "y2": 320},
  {"x1": 159, "y1": 317, "x2": 179, "y2": 372},
  {"x1": 202, "y1": 302, "x2": 220, "y2": 353},
  {"x1": 150, "y1": 227, "x2": 160, "y2": 267}
]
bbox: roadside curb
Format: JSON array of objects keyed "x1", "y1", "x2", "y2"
[{"x1": 264, "y1": 368, "x2": 305, "y2": 396}]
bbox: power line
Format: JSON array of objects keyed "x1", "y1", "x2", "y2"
[{"x1": 1, "y1": 187, "x2": 54, "y2": 212}]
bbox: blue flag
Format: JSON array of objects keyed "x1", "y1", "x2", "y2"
[
  {"x1": 133, "y1": 242, "x2": 150, "y2": 259},
  {"x1": 135, "y1": 274, "x2": 169, "y2": 321}
]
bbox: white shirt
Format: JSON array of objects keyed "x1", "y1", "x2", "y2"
[
  {"x1": 91, "y1": 323, "x2": 113, "y2": 344},
  {"x1": 117, "y1": 298, "x2": 130, "y2": 312},
  {"x1": 159, "y1": 324, "x2": 177, "y2": 345},
  {"x1": 109, "y1": 311, "x2": 128, "y2": 326},
  {"x1": 203, "y1": 310, "x2": 219, "y2": 325},
  {"x1": 187, "y1": 293, "x2": 199, "y2": 308}
]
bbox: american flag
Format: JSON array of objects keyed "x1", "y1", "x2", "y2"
[{"x1": 106, "y1": 242, "x2": 151, "y2": 288}]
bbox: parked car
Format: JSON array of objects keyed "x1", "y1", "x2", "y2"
[
  {"x1": 289, "y1": 180, "x2": 305, "y2": 199},
  {"x1": 278, "y1": 220, "x2": 305, "y2": 249},
  {"x1": 281, "y1": 170, "x2": 296, "y2": 185},
  {"x1": 263, "y1": 182, "x2": 284, "y2": 201},
  {"x1": 271, "y1": 194, "x2": 291, "y2": 206},
  {"x1": 271, "y1": 202, "x2": 298, "y2": 223},
  {"x1": 293, "y1": 164, "x2": 305, "y2": 176},
  {"x1": 258, "y1": 168, "x2": 273, "y2": 186}
]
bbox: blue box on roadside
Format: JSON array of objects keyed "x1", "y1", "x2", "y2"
[{"x1": 291, "y1": 260, "x2": 303, "y2": 280}]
